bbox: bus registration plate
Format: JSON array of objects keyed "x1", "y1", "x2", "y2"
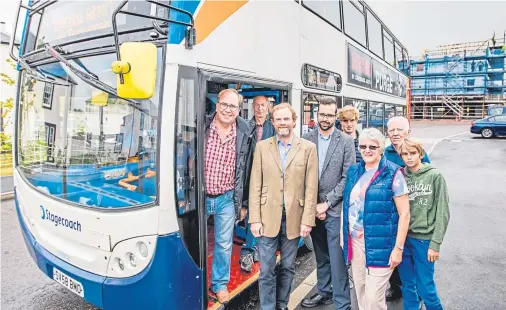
[{"x1": 53, "y1": 268, "x2": 84, "y2": 297}]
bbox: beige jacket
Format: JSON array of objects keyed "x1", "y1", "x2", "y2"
[{"x1": 248, "y1": 136, "x2": 318, "y2": 239}]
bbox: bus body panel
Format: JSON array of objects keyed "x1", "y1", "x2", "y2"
[
  {"x1": 15, "y1": 190, "x2": 203, "y2": 310},
  {"x1": 14, "y1": 171, "x2": 161, "y2": 276}
]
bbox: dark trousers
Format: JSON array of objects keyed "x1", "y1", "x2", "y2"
[
  {"x1": 312, "y1": 215, "x2": 351, "y2": 310},
  {"x1": 390, "y1": 267, "x2": 403, "y2": 292},
  {"x1": 258, "y1": 215, "x2": 299, "y2": 310}
]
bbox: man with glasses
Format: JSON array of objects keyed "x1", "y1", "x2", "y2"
[
  {"x1": 384, "y1": 116, "x2": 430, "y2": 302},
  {"x1": 205, "y1": 88, "x2": 254, "y2": 304},
  {"x1": 301, "y1": 98, "x2": 355, "y2": 310},
  {"x1": 240, "y1": 96, "x2": 276, "y2": 272}
]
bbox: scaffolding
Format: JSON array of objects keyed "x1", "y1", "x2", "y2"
[{"x1": 410, "y1": 34, "x2": 506, "y2": 119}]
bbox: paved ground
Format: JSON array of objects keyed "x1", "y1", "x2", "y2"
[
  {"x1": 1, "y1": 176, "x2": 14, "y2": 194},
  {"x1": 2, "y1": 123, "x2": 505, "y2": 310}
]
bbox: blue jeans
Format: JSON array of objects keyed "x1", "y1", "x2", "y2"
[
  {"x1": 398, "y1": 237, "x2": 444, "y2": 310},
  {"x1": 206, "y1": 191, "x2": 235, "y2": 293}
]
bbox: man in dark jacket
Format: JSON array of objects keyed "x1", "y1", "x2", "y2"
[
  {"x1": 240, "y1": 95, "x2": 276, "y2": 272},
  {"x1": 302, "y1": 98, "x2": 355, "y2": 309},
  {"x1": 205, "y1": 89, "x2": 254, "y2": 304}
]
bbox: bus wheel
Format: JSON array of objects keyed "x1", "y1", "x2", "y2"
[{"x1": 303, "y1": 235, "x2": 314, "y2": 252}]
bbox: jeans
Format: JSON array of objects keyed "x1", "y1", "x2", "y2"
[
  {"x1": 258, "y1": 214, "x2": 299, "y2": 310},
  {"x1": 311, "y1": 215, "x2": 351, "y2": 310},
  {"x1": 206, "y1": 190, "x2": 235, "y2": 293},
  {"x1": 398, "y1": 237, "x2": 444, "y2": 310}
]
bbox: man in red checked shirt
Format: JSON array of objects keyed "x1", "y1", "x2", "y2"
[{"x1": 205, "y1": 88, "x2": 254, "y2": 304}]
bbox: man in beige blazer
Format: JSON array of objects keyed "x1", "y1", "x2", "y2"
[{"x1": 249, "y1": 103, "x2": 318, "y2": 310}]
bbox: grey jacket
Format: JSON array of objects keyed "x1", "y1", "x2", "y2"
[
  {"x1": 205, "y1": 113, "x2": 255, "y2": 218},
  {"x1": 302, "y1": 129, "x2": 356, "y2": 217}
]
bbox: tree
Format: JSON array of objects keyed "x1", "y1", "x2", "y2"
[{"x1": 0, "y1": 58, "x2": 16, "y2": 152}]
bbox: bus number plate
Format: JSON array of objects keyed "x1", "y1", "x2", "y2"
[{"x1": 53, "y1": 268, "x2": 84, "y2": 297}]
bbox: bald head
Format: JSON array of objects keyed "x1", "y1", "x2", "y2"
[
  {"x1": 387, "y1": 116, "x2": 411, "y2": 147},
  {"x1": 253, "y1": 95, "x2": 270, "y2": 124}
]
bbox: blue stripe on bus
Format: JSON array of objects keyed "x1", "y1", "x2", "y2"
[{"x1": 15, "y1": 190, "x2": 203, "y2": 310}]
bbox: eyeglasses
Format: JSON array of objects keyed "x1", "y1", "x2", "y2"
[
  {"x1": 318, "y1": 113, "x2": 336, "y2": 119},
  {"x1": 359, "y1": 145, "x2": 380, "y2": 151},
  {"x1": 219, "y1": 102, "x2": 239, "y2": 112}
]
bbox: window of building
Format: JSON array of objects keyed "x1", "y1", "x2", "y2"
[
  {"x1": 383, "y1": 30, "x2": 395, "y2": 67},
  {"x1": 303, "y1": 0, "x2": 342, "y2": 29},
  {"x1": 343, "y1": 0, "x2": 366, "y2": 47},
  {"x1": 366, "y1": 9, "x2": 383, "y2": 58},
  {"x1": 42, "y1": 83, "x2": 54, "y2": 109}
]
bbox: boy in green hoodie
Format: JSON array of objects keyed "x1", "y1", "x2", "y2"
[{"x1": 398, "y1": 138, "x2": 450, "y2": 310}]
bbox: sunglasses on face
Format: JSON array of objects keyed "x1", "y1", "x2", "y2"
[{"x1": 359, "y1": 145, "x2": 380, "y2": 151}]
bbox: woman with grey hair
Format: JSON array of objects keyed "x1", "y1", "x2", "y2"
[{"x1": 341, "y1": 128, "x2": 410, "y2": 310}]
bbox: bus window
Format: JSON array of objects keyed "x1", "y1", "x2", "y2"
[
  {"x1": 385, "y1": 104, "x2": 395, "y2": 122},
  {"x1": 302, "y1": 92, "x2": 342, "y2": 135},
  {"x1": 344, "y1": 97, "x2": 367, "y2": 132},
  {"x1": 395, "y1": 105, "x2": 405, "y2": 117},
  {"x1": 17, "y1": 49, "x2": 163, "y2": 209},
  {"x1": 368, "y1": 101, "x2": 385, "y2": 133}
]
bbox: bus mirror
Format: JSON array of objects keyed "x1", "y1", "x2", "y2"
[
  {"x1": 112, "y1": 42, "x2": 157, "y2": 99},
  {"x1": 90, "y1": 90, "x2": 109, "y2": 106}
]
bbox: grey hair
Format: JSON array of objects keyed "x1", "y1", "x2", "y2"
[
  {"x1": 359, "y1": 128, "x2": 386, "y2": 154},
  {"x1": 387, "y1": 116, "x2": 410, "y2": 130}
]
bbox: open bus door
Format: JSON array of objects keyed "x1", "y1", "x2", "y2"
[{"x1": 195, "y1": 68, "x2": 312, "y2": 309}]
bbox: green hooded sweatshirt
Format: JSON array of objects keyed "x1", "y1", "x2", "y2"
[{"x1": 404, "y1": 164, "x2": 450, "y2": 251}]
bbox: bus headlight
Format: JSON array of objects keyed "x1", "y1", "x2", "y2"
[
  {"x1": 138, "y1": 242, "x2": 148, "y2": 257},
  {"x1": 116, "y1": 257, "x2": 125, "y2": 271},
  {"x1": 128, "y1": 252, "x2": 137, "y2": 267},
  {"x1": 107, "y1": 235, "x2": 157, "y2": 278}
]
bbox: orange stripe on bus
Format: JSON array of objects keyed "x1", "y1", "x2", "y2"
[{"x1": 195, "y1": 0, "x2": 248, "y2": 44}]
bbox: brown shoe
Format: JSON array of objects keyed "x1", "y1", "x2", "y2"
[{"x1": 216, "y1": 290, "x2": 229, "y2": 304}]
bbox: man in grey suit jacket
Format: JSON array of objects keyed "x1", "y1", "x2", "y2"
[{"x1": 302, "y1": 98, "x2": 355, "y2": 310}]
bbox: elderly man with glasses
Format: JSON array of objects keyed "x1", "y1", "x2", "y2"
[
  {"x1": 205, "y1": 88, "x2": 254, "y2": 304},
  {"x1": 384, "y1": 116, "x2": 430, "y2": 302}
]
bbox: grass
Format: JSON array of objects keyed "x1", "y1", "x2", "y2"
[{"x1": 0, "y1": 153, "x2": 13, "y2": 177}]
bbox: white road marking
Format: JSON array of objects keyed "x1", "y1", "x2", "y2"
[
  {"x1": 427, "y1": 131, "x2": 468, "y2": 155},
  {"x1": 288, "y1": 270, "x2": 317, "y2": 310}
]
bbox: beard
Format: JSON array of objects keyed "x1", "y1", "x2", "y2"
[
  {"x1": 276, "y1": 127, "x2": 291, "y2": 137},
  {"x1": 318, "y1": 121, "x2": 333, "y2": 132}
]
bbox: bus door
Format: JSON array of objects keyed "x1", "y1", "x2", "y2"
[{"x1": 198, "y1": 69, "x2": 292, "y2": 308}]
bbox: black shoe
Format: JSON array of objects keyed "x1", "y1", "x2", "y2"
[
  {"x1": 301, "y1": 293, "x2": 333, "y2": 308},
  {"x1": 385, "y1": 288, "x2": 402, "y2": 301}
]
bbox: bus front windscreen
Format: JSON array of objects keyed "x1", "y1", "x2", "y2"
[{"x1": 16, "y1": 50, "x2": 162, "y2": 209}]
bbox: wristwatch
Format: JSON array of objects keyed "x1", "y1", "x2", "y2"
[{"x1": 395, "y1": 244, "x2": 404, "y2": 251}]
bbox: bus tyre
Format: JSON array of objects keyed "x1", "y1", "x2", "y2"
[
  {"x1": 481, "y1": 128, "x2": 494, "y2": 139},
  {"x1": 303, "y1": 235, "x2": 314, "y2": 252}
]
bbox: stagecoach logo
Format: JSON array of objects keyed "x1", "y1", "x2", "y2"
[{"x1": 40, "y1": 205, "x2": 82, "y2": 232}]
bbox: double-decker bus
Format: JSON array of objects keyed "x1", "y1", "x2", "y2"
[{"x1": 9, "y1": 1, "x2": 409, "y2": 309}]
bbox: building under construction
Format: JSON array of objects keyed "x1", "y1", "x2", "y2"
[{"x1": 409, "y1": 35, "x2": 506, "y2": 119}]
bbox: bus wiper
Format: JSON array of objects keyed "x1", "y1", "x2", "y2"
[
  {"x1": 18, "y1": 57, "x2": 59, "y2": 84},
  {"x1": 43, "y1": 43, "x2": 141, "y2": 107}
]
